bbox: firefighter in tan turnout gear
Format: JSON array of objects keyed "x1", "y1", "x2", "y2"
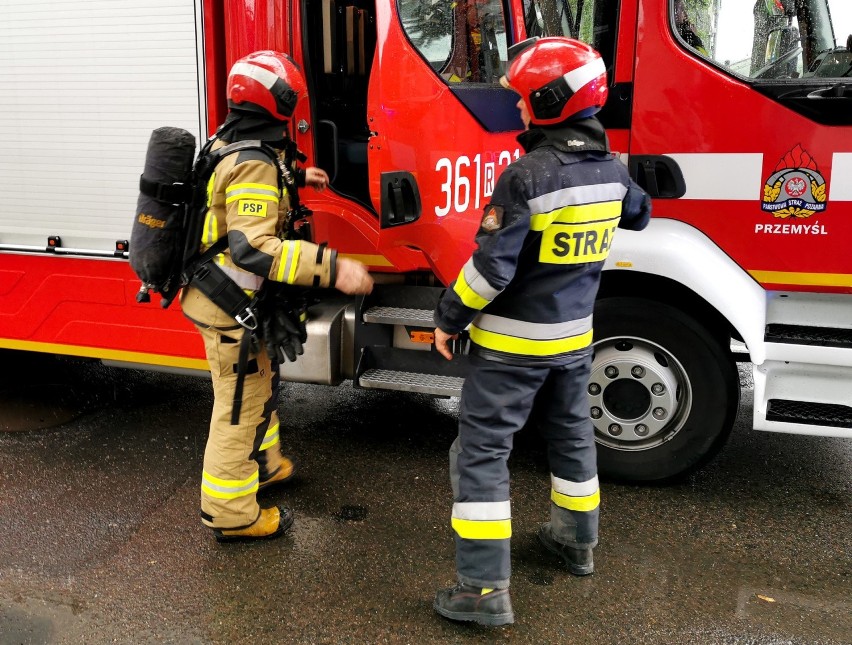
[
  {"x1": 432, "y1": 37, "x2": 651, "y2": 625},
  {"x1": 181, "y1": 51, "x2": 373, "y2": 542}
]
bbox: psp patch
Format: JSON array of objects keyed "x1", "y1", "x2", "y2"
[
  {"x1": 480, "y1": 204, "x2": 504, "y2": 232},
  {"x1": 237, "y1": 200, "x2": 269, "y2": 217}
]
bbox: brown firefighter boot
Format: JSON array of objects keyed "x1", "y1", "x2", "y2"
[
  {"x1": 214, "y1": 506, "x2": 294, "y2": 543},
  {"x1": 434, "y1": 583, "x2": 514, "y2": 626},
  {"x1": 538, "y1": 522, "x2": 594, "y2": 575},
  {"x1": 258, "y1": 456, "x2": 297, "y2": 490}
]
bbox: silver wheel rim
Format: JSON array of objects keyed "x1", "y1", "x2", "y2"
[{"x1": 589, "y1": 336, "x2": 692, "y2": 451}]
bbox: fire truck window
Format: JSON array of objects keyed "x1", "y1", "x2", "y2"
[
  {"x1": 523, "y1": 0, "x2": 617, "y2": 71},
  {"x1": 398, "y1": 0, "x2": 509, "y2": 84},
  {"x1": 674, "y1": 0, "x2": 852, "y2": 81}
]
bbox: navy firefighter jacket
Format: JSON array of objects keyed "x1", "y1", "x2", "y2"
[{"x1": 434, "y1": 117, "x2": 651, "y2": 367}]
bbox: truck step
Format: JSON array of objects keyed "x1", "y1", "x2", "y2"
[
  {"x1": 766, "y1": 399, "x2": 852, "y2": 429},
  {"x1": 356, "y1": 345, "x2": 469, "y2": 397},
  {"x1": 360, "y1": 368, "x2": 464, "y2": 397},
  {"x1": 765, "y1": 323, "x2": 852, "y2": 349},
  {"x1": 363, "y1": 305, "x2": 433, "y2": 326},
  {"x1": 752, "y1": 360, "x2": 852, "y2": 437}
]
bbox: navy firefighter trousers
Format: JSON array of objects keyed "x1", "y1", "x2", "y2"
[{"x1": 450, "y1": 354, "x2": 600, "y2": 589}]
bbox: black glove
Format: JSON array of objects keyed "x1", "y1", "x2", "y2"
[{"x1": 258, "y1": 286, "x2": 308, "y2": 363}]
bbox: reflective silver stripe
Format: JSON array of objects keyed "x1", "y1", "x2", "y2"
[
  {"x1": 462, "y1": 258, "x2": 501, "y2": 301},
  {"x1": 225, "y1": 186, "x2": 279, "y2": 200},
  {"x1": 528, "y1": 182, "x2": 628, "y2": 217},
  {"x1": 201, "y1": 471, "x2": 259, "y2": 495},
  {"x1": 473, "y1": 313, "x2": 592, "y2": 340},
  {"x1": 564, "y1": 57, "x2": 606, "y2": 93},
  {"x1": 230, "y1": 62, "x2": 279, "y2": 89},
  {"x1": 220, "y1": 264, "x2": 265, "y2": 290},
  {"x1": 452, "y1": 500, "x2": 511, "y2": 521},
  {"x1": 552, "y1": 474, "x2": 599, "y2": 497},
  {"x1": 278, "y1": 242, "x2": 297, "y2": 283},
  {"x1": 259, "y1": 424, "x2": 280, "y2": 450}
]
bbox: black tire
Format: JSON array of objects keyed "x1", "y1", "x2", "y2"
[{"x1": 590, "y1": 297, "x2": 740, "y2": 482}]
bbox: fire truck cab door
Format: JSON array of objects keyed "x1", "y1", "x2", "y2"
[
  {"x1": 365, "y1": 0, "x2": 524, "y2": 283},
  {"x1": 630, "y1": 0, "x2": 852, "y2": 292}
]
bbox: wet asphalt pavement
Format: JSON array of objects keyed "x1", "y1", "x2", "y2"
[{"x1": 0, "y1": 350, "x2": 849, "y2": 645}]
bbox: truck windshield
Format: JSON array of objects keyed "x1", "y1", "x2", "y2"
[
  {"x1": 398, "y1": 0, "x2": 509, "y2": 84},
  {"x1": 673, "y1": 0, "x2": 852, "y2": 81}
]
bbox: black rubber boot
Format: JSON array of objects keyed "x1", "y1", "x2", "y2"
[
  {"x1": 538, "y1": 522, "x2": 594, "y2": 575},
  {"x1": 434, "y1": 583, "x2": 514, "y2": 626}
]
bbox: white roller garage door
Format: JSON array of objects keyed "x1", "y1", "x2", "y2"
[{"x1": 0, "y1": 0, "x2": 206, "y2": 252}]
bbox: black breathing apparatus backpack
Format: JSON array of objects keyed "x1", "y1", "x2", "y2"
[
  {"x1": 130, "y1": 126, "x2": 309, "y2": 425},
  {"x1": 129, "y1": 126, "x2": 283, "y2": 313}
]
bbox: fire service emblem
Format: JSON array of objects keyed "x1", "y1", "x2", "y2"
[{"x1": 762, "y1": 144, "x2": 827, "y2": 219}]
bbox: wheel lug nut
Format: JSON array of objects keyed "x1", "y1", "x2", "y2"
[
  {"x1": 635, "y1": 424, "x2": 649, "y2": 437},
  {"x1": 604, "y1": 366, "x2": 619, "y2": 378},
  {"x1": 608, "y1": 423, "x2": 622, "y2": 436},
  {"x1": 590, "y1": 407, "x2": 603, "y2": 419},
  {"x1": 653, "y1": 407, "x2": 667, "y2": 419},
  {"x1": 588, "y1": 383, "x2": 601, "y2": 395},
  {"x1": 631, "y1": 366, "x2": 645, "y2": 378},
  {"x1": 651, "y1": 383, "x2": 665, "y2": 395}
]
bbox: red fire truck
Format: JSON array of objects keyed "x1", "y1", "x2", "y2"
[{"x1": 1, "y1": 0, "x2": 850, "y2": 481}]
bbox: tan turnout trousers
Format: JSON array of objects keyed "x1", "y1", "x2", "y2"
[{"x1": 184, "y1": 285, "x2": 285, "y2": 530}]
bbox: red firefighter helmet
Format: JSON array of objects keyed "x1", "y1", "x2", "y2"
[
  {"x1": 227, "y1": 51, "x2": 307, "y2": 121},
  {"x1": 500, "y1": 37, "x2": 608, "y2": 126}
]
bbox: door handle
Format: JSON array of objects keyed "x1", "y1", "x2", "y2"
[
  {"x1": 628, "y1": 155, "x2": 686, "y2": 199},
  {"x1": 380, "y1": 171, "x2": 422, "y2": 228}
]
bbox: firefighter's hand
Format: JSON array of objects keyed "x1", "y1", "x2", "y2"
[
  {"x1": 335, "y1": 258, "x2": 374, "y2": 295},
  {"x1": 434, "y1": 327, "x2": 458, "y2": 361},
  {"x1": 305, "y1": 167, "x2": 330, "y2": 192}
]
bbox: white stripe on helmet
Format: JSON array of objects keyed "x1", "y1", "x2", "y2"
[
  {"x1": 563, "y1": 57, "x2": 606, "y2": 93},
  {"x1": 230, "y1": 62, "x2": 279, "y2": 89}
]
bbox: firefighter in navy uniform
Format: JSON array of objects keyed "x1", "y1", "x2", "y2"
[
  {"x1": 181, "y1": 51, "x2": 373, "y2": 542},
  {"x1": 432, "y1": 37, "x2": 651, "y2": 626}
]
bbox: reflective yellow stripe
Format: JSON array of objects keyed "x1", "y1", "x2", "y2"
[
  {"x1": 452, "y1": 517, "x2": 512, "y2": 540},
  {"x1": 453, "y1": 273, "x2": 489, "y2": 310},
  {"x1": 259, "y1": 423, "x2": 280, "y2": 451},
  {"x1": 228, "y1": 182, "x2": 279, "y2": 192},
  {"x1": 539, "y1": 219, "x2": 620, "y2": 264},
  {"x1": 530, "y1": 201, "x2": 622, "y2": 231},
  {"x1": 201, "y1": 470, "x2": 259, "y2": 500},
  {"x1": 226, "y1": 192, "x2": 279, "y2": 204},
  {"x1": 0, "y1": 339, "x2": 210, "y2": 372},
  {"x1": 748, "y1": 270, "x2": 852, "y2": 288},
  {"x1": 201, "y1": 211, "x2": 218, "y2": 246},
  {"x1": 225, "y1": 183, "x2": 278, "y2": 196},
  {"x1": 551, "y1": 488, "x2": 600, "y2": 512},
  {"x1": 469, "y1": 327, "x2": 593, "y2": 356},
  {"x1": 276, "y1": 241, "x2": 302, "y2": 283},
  {"x1": 225, "y1": 182, "x2": 280, "y2": 204},
  {"x1": 339, "y1": 253, "x2": 394, "y2": 267},
  {"x1": 206, "y1": 172, "x2": 216, "y2": 207}
]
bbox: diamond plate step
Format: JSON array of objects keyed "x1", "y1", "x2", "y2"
[
  {"x1": 766, "y1": 399, "x2": 852, "y2": 429},
  {"x1": 363, "y1": 306, "x2": 433, "y2": 326},
  {"x1": 765, "y1": 323, "x2": 852, "y2": 349},
  {"x1": 359, "y1": 368, "x2": 464, "y2": 397}
]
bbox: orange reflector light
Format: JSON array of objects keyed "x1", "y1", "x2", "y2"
[{"x1": 410, "y1": 331, "x2": 435, "y2": 344}]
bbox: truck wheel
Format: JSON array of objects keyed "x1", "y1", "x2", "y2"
[{"x1": 589, "y1": 297, "x2": 739, "y2": 482}]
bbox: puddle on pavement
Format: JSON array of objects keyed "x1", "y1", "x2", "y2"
[
  {"x1": 0, "y1": 597, "x2": 85, "y2": 642},
  {"x1": 0, "y1": 383, "x2": 87, "y2": 432},
  {"x1": 0, "y1": 350, "x2": 99, "y2": 432}
]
